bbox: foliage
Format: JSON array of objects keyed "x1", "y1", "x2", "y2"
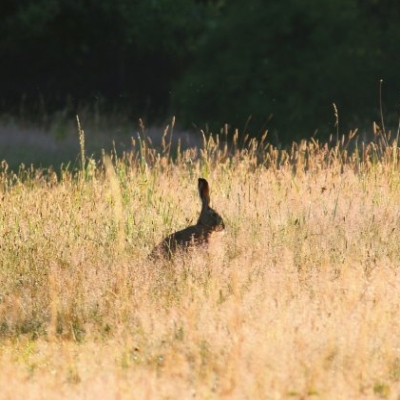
[
  {"x1": 1, "y1": 0, "x2": 400, "y2": 143},
  {"x1": 172, "y1": 0, "x2": 400, "y2": 142},
  {"x1": 0, "y1": 0, "x2": 213, "y2": 119}
]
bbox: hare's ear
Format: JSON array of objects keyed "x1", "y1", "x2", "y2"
[{"x1": 198, "y1": 178, "x2": 210, "y2": 206}]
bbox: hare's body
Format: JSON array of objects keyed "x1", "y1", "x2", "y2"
[{"x1": 150, "y1": 178, "x2": 225, "y2": 259}]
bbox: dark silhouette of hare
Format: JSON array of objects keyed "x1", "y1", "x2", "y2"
[{"x1": 150, "y1": 178, "x2": 225, "y2": 259}]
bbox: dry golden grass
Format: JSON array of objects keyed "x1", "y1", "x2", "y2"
[{"x1": 1, "y1": 127, "x2": 400, "y2": 399}]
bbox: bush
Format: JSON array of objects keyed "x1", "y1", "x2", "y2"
[{"x1": 171, "y1": 0, "x2": 400, "y2": 143}]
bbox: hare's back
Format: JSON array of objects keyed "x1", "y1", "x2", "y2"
[
  {"x1": 150, "y1": 225, "x2": 206, "y2": 259},
  {"x1": 165, "y1": 225, "x2": 207, "y2": 249}
]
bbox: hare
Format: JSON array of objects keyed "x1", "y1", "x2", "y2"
[{"x1": 150, "y1": 178, "x2": 225, "y2": 259}]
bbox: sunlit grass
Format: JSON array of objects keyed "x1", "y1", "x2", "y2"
[{"x1": 1, "y1": 121, "x2": 400, "y2": 399}]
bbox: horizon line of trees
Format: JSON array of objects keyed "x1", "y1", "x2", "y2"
[{"x1": 1, "y1": 0, "x2": 400, "y2": 143}]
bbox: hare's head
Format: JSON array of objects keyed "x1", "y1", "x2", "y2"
[{"x1": 197, "y1": 178, "x2": 225, "y2": 232}]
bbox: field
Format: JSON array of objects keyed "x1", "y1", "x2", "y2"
[{"x1": 1, "y1": 122, "x2": 400, "y2": 399}]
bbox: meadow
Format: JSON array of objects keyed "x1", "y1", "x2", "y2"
[{"x1": 0, "y1": 120, "x2": 400, "y2": 399}]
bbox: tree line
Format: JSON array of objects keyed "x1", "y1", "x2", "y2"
[{"x1": 1, "y1": 0, "x2": 399, "y2": 143}]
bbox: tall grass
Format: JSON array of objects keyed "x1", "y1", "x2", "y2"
[{"x1": 1, "y1": 123, "x2": 400, "y2": 399}]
